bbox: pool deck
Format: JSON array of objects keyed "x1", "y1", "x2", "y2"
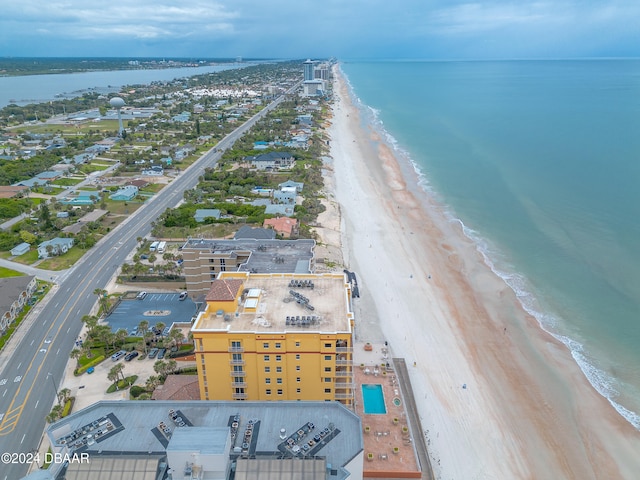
[{"x1": 353, "y1": 341, "x2": 433, "y2": 479}]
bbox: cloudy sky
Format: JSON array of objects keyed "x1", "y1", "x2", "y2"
[{"x1": 1, "y1": 0, "x2": 639, "y2": 59}]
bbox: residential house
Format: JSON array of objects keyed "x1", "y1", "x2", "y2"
[
  {"x1": 194, "y1": 209, "x2": 221, "y2": 223},
  {"x1": 263, "y1": 217, "x2": 299, "y2": 238},
  {"x1": 273, "y1": 188, "x2": 297, "y2": 205},
  {"x1": 141, "y1": 165, "x2": 164, "y2": 176},
  {"x1": 37, "y1": 238, "x2": 74, "y2": 258},
  {"x1": 10, "y1": 242, "x2": 30, "y2": 256},
  {"x1": 278, "y1": 180, "x2": 304, "y2": 193},
  {"x1": 109, "y1": 185, "x2": 138, "y2": 201},
  {"x1": 245, "y1": 151, "x2": 294, "y2": 171},
  {"x1": 264, "y1": 205, "x2": 295, "y2": 217},
  {"x1": 0, "y1": 276, "x2": 37, "y2": 333}
]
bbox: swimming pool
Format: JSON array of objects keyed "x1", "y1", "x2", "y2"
[{"x1": 361, "y1": 384, "x2": 387, "y2": 414}]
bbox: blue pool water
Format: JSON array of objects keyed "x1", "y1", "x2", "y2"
[{"x1": 362, "y1": 384, "x2": 387, "y2": 414}]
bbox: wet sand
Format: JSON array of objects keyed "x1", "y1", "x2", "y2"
[{"x1": 329, "y1": 65, "x2": 640, "y2": 479}]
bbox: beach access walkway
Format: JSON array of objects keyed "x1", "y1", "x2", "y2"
[{"x1": 394, "y1": 357, "x2": 434, "y2": 480}]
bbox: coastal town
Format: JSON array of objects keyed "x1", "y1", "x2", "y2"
[{"x1": 0, "y1": 59, "x2": 433, "y2": 480}]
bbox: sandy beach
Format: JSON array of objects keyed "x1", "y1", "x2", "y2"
[{"x1": 328, "y1": 66, "x2": 640, "y2": 479}]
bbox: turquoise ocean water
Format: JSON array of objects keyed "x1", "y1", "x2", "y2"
[{"x1": 341, "y1": 60, "x2": 640, "y2": 430}]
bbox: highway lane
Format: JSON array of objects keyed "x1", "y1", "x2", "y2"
[{"x1": 0, "y1": 83, "x2": 299, "y2": 479}]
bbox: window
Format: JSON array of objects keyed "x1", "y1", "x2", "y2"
[
  {"x1": 265, "y1": 378, "x2": 271, "y2": 384},
  {"x1": 295, "y1": 354, "x2": 300, "y2": 360},
  {"x1": 275, "y1": 355, "x2": 282, "y2": 361},
  {"x1": 296, "y1": 377, "x2": 301, "y2": 383},
  {"x1": 220, "y1": 258, "x2": 226, "y2": 266},
  {"x1": 295, "y1": 341, "x2": 300, "y2": 347},
  {"x1": 234, "y1": 376, "x2": 243, "y2": 384},
  {"x1": 277, "y1": 389, "x2": 283, "y2": 395},
  {"x1": 264, "y1": 366, "x2": 271, "y2": 373},
  {"x1": 263, "y1": 342, "x2": 269, "y2": 349},
  {"x1": 324, "y1": 388, "x2": 331, "y2": 394},
  {"x1": 275, "y1": 342, "x2": 281, "y2": 349},
  {"x1": 264, "y1": 355, "x2": 270, "y2": 361},
  {"x1": 325, "y1": 378, "x2": 332, "y2": 382},
  {"x1": 324, "y1": 343, "x2": 332, "y2": 348},
  {"x1": 233, "y1": 365, "x2": 243, "y2": 373},
  {"x1": 266, "y1": 389, "x2": 271, "y2": 395},
  {"x1": 277, "y1": 378, "x2": 283, "y2": 384},
  {"x1": 232, "y1": 353, "x2": 243, "y2": 361},
  {"x1": 296, "y1": 366, "x2": 301, "y2": 371},
  {"x1": 231, "y1": 340, "x2": 241, "y2": 351},
  {"x1": 324, "y1": 355, "x2": 331, "y2": 361},
  {"x1": 324, "y1": 367, "x2": 331, "y2": 372},
  {"x1": 276, "y1": 366, "x2": 282, "y2": 373},
  {"x1": 296, "y1": 388, "x2": 301, "y2": 394}
]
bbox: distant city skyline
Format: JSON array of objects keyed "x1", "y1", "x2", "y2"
[{"x1": 1, "y1": 0, "x2": 639, "y2": 60}]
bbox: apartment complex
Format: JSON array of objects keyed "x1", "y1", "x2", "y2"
[
  {"x1": 181, "y1": 238, "x2": 315, "y2": 298},
  {"x1": 192, "y1": 272, "x2": 355, "y2": 406}
]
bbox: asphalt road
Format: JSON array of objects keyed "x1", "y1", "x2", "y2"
[{"x1": 0, "y1": 82, "x2": 299, "y2": 479}]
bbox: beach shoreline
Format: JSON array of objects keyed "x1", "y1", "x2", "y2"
[{"x1": 328, "y1": 65, "x2": 640, "y2": 479}]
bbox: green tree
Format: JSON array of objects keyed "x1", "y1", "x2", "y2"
[{"x1": 19, "y1": 230, "x2": 37, "y2": 244}]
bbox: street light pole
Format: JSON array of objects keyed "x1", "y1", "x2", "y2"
[{"x1": 46, "y1": 372, "x2": 59, "y2": 404}]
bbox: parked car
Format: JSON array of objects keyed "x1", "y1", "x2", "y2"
[
  {"x1": 136, "y1": 291, "x2": 147, "y2": 300},
  {"x1": 148, "y1": 348, "x2": 159, "y2": 359},
  {"x1": 111, "y1": 350, "x2": 126, "y2": 362},
  {"x1": 140, "y1": 254, "x2": 148, "y2": 259},
  {"x1": 157, "y1": 348, "x2": 166, "y2": 359},
  {"x1": 179, "y1": 291, "x2": 188, "y2": 301},
  {"x1": 124, "y1": 351, "x2": 139, "y2": 361}
]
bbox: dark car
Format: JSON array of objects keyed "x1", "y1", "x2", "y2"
[
  {"x1": 148, "y1": 348, "x2": 159, "y2": 359},
  {"x1": 157, "y1": 348, "x2": 166, "y2": 359},
  {"x1": 124, "y1": 351, "x2": 139, "y2": 361}
]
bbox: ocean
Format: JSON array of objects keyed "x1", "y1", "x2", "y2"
[{"x1": 340, "y1": 60, "x2": 640, "y2": 430}]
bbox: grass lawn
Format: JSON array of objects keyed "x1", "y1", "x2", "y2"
[
  {"x1": 16, "y1": 120, "x2": 125, "y2": 135},
  {"x1": 140, "y1": 183, "x2": 165, "y2": 194},
  {"x1": 0, "y1": 266, "x2": 24, "y2": 277},
  {"x1": 37, "y1": 246, "x2": 87, "y2": 270},
  {"x1": 102, "y1": 199, "x2": 145, "y2": 215},
  {"x1": 11, "y1": 249, "x2": 39, "y2": 266},
  {"x1": 52, "y1": 177, "x2": 84, "y2": 186},
  {"x1": 78, "y1": 163, "x2": 110, "y2": 174}
]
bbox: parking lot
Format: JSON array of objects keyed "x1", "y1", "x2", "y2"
[{"x1": 106, "y1": 292, "x2": 197, "y2": 333}]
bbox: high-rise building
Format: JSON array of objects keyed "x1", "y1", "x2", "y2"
[
  {"x1": 192, "y1": 272, "x2": 355, "y2": 406},
  {"x1": 303, "y1": 59, "x2": 315, "y2": 81}
]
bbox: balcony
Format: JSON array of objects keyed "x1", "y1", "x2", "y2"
[
  {"x1": 228, "y1": 346, "x2": 244, "y2": 353},
  {"x1": 232, "y1": 393, "x2": 248, "y2": 400},
  {"x1": 229, "y1": 359, "x2": 245, "y2": 365},
  {"x1": 335, "y1": 347, "x2": 353, "y2": 353},
  {"x1": 335, "y1": 358, "x2": 352, "y2": 366},
  {"x1": 333, "y1": 370, "x2": 353, "y2": 378},
  {"x1": 334, "y1": 392, "x2": 354, "y2": 400},
  {"x1": 231, "y1": 382, "x2": 247, "y2": 388},
  {"x1": 229, "y1": 371, "x2": 246, "y2": 377}
]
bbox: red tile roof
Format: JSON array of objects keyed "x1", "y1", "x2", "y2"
[
  {"x1": 205, "y1": 278, "x2": 244, "y2": 302},
  {"x1": 151, "y1": 375, "x2": 200, "y2": 401}
]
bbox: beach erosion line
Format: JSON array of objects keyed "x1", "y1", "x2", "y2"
[{"x1": 341, "y1": 65, "x2": 640, "y2": 434}]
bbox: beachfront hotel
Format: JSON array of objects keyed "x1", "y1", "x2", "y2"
[{"x1": 192, "y1": 272, "x2": 355, "y2": 406}]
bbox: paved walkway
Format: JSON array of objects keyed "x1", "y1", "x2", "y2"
[{"x1": 394, "y1": 358, "x2": 434, "y2": 480}]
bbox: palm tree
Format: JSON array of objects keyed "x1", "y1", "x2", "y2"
[
  {"x1": 154, "y1": 322, "x2": 166, "y2": 337},
  {"x1": 153, "y1": 360, "x2": 168, "y2": 376},
  {"x1": 115, "y1": 328, "x2": 128, "y2": 348},
  {"x1": 93, "y1": 288, "x2": 108, "y2": 314},
  {"x1": 107, "y1": 367, "x2": 120, "y2": 390},
  {"x1": 145, "y1": 375, "x2": 161, "y2": 390},
  {"x1": 166, "y1": 359, "x2": 177, "y2": 374},
  {"x1": 143, "y1": 331, "x2": 154, "y2": 354},
  {"x1": 57, "y1": 388, "x2": 71, "y2": 406},
  {"x1": 137, "y1": 320, "x2": 149, "y2": 336}
]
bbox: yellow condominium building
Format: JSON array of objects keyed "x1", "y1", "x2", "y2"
[{"x1": 192, "y1": 272, "x2": 355, "y2": 405}]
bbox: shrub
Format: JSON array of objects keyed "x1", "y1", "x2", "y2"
[
  {"x1": 61, "y1": 398, "x2": 75, "y2": 418},
  {"x1": 75, "y1": 355, "x2": 105, "y2": 375},
  {"x1": 130, "y1": 385, "x2": 146, "y2": 398}
]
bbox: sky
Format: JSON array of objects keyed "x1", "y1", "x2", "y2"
[{"x1": 1, "y1": 0, "x2": 639, "y2": 59}]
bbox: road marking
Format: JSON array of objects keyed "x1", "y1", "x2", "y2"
[
  {"x1": 16, "y1": 363, "x2": 21, "y2": 370},
  {"x1": 0, "y1": 379, "x2": 6, "y2": 386},
  {"x1": 55, "y1": 302, "x2": 59, "y2": 308},
  {"x1": 20, "y1": 433, "x2": 25, "y2": 443},
  {"x1": 0, "y1": 413, "x2": 3, "y2": 421},
  {"x1": 14, "y1": 376, "x2": 21, "y2": 383},
  {"x1": 43, "y1": 320, "x2": 46, "y2": 325},
  {"x1": 30, "y1": 339, "x2": 34, "y2": 346},
  {"x1": 67, "y1": 327, "x2": 71, "y2": 333},
  {"x1": 2, "y1": 390, "x2": 6, "y2": 397},
  {"x1": 56, "y1": 348, "x2": 60, "y2": 355},
  {"x1": 35, "y1": 400, "x2": 39, "y2": 409}
]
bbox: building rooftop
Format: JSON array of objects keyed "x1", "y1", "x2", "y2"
[
  {"x1": 182, "y1": 238, "x2": 315, "y2": 275},
  {"x1": 47, "y1": 400, "x2": 362, "y2": 480},
  {"x1": 194, "y1": 272, "x2": 353, "y2": 334}
]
